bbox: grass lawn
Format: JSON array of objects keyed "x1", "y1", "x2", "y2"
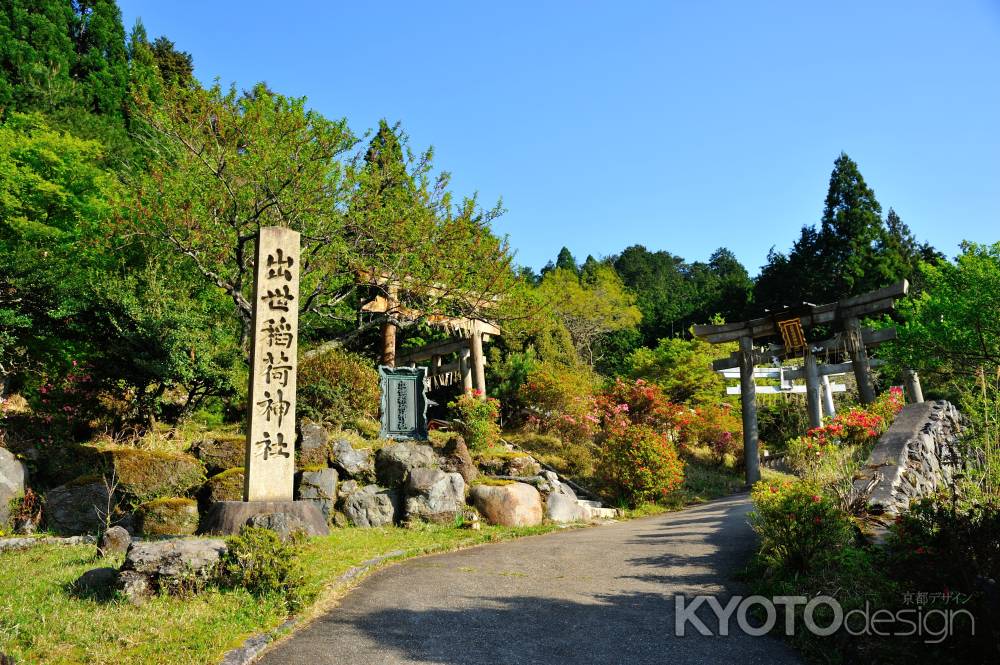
[
  {"x1": 0, "y1": 454, "x2": 785, "y2": 665},
  {"x1": 0, "y1": 524, "x2": 554, "y2": 665}
]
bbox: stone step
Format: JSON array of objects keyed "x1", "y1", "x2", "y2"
[
  {"x1": 575, "y1": 499, "x2": 618, "y2": 520},
  {"x1": 585, "y1": 506, "x2": 619, "y2": 520}
]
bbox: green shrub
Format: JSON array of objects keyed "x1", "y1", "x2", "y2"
[
  {"x1": 218, "y1": 526, "x2": 305, "y2": 610},
  {"x1": 504, "y1": 433, "x2": 597, "y2": 479},
  {"x1": 757, "y1": 396, "x2": 811, "y2": 452},
  {"x1": 884, "y1": 495, "x2": 1000, "y2": 659},
  {"x1": 448, "y1": 390, "x2": 501, "y2": 451},
  {"x1": 598, "y1": 424, "x2": 684, "y2": 506},
  {"x1": 136, "y1": 497, "x2": 199, "y2": 536},
  {"x1": 749, "y1": 479, "x2": 853, "y2": 573},
  {"x1": 297, "y1": 347, "x2": 379, "y2": 429},
  {"x1": 888, "y1": 495, "x2": 1000, "y2": 594}
]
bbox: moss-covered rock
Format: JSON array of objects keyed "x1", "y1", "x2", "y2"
[
  {"x1": 201, "y1": 468, "x2": 245, "y2": 505},
  {"x1": 474, "y1": 450, "x2": 541, "y2": 477},
  {"x1": 296, "y1": 420, "x2": 331, "y2": 470},
  {"x1": 190, "y1": 435, "x2": 245, "y2": 474},
  {"x1": 136, "y1": 497, "x2": 199, "y2": 536},
  {"x1": 104, "y1": 449, "x2": 205, "y2": 505}
]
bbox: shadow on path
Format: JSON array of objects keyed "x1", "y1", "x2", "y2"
[{"x1": 260, "y1": 494, "x2": 802, "y2": 665}]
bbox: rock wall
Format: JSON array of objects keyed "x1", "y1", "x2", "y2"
[{"x1": 854, "y1": 400, "x2": 964, "y2": 515}]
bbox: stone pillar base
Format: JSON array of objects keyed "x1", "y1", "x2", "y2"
[{"x1": 200, "y1": 501, "x2": 329, "y2": 536}]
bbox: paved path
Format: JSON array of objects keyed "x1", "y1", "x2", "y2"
[{"x1": 259, "y1": 494, "x2": 802, "y2": 665}]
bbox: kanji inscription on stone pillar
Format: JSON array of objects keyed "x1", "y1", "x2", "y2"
[{"x1": 244, "y1": 227, "x2": 300, "y2": 502}]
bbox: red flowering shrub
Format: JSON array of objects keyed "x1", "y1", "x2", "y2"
[
  {"x1": 749, "y1": 479, "x2": 853, "y2": 573},
  {"x1": 30, "y1": 360, "x2": 102, "y2": 438},
  {"x1": 598, "y1": 424, "x2": 685, "y2": 506},
  {"x1": 595, "y1": 378, "x2": 691, "y2": 435},
  {"x1": 519, "y1": 363, "x2": 599, "y2": 442},
  {"x1": 785, "y1": 388, "x2": 906, "y2": 492},
  {"x1": 681, "y1": 403, "x2": 743, "y2": 465}
]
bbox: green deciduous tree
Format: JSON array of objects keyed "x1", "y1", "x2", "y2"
[
  {"x1": 627, "y1": 335, "x2": 734, "y2": 406},
  {"x1": 124, "y1": 86, "x2": 519, "y2": 352},
  {"x1": 0, "y1": 112, "x2": 242, "y2": 425},
  {"x1": 536, "y1": 265, "x2": 641, "y2": 366},
  {"x1": 887, "y1": 242, "x2": 1000, "y2": 494}
]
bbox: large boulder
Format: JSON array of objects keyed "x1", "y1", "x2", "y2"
[
  {"x1": 330, "y1": 435, "x2": 374, "y2": 479},
  {"x1": 296, "y1": 467, "x2": 337, "y2": 519},
  {"x1": 123, "y1": 538, "x2": 227, "y2": 577},
  {"x1": 343, "y1": 484, "x2": 399, "y2": 528},
  {"x1": 190, "y1": 435, "x2": 245, "y2": 474},
  {"x1": 0, "y1": 447, "x2": 28, "y2": 526},
  {"x1": 376, "y1": 441, "x2": 436, "y2": 487},
  {"x1": 471, "y1": 482, "x2": 543, "y2": 527},
  {"x1": 136, "y1": 498, "x2": 200, "y2": 537},
  {"x1": 119, "y1": 538, "x2": 227, "y2": 601},
  {"x1": 405, "y1": 468, "x2": 466, "y2": 525},
  {"x1": 439, "y1": 436, "x2": 477, "y2": 484},
  {"x1": 73, "y1": 567, "x2": 117, "y2": 596},
  {"x1": 545, "y1": 493, "x2": 589, "y2": 523},
  {"x1": 544, "y1": 471, "x2": 577, "y2": 500},
  {"x1": 200, "y1": 500, "x2": 329, "y2": 536},
  {"x1": 476, "y1": 452, "x2": 541, "y2": 478},
  {"x1": 44, "y1": 478, "x2": 113, "y2": 535},
  {"x1": 507, "y1": 455, "x2": 542, "y2": 477},
  {"x1": 297, "y1": 420, "x2": 331, "y2": 469}
]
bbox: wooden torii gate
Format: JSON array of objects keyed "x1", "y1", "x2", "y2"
[
  {"x1": 693, "y1": 280, "x2": 920, "y2": 486},
  {"x1": 359, "y1": 274, "x2": 500, "y2": 396}
]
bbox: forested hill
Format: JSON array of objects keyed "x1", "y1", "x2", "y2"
[
  {"x1": 526, "y1": 149, "x2": 938, "y2": 354},
  {"x1": 0, "y1": 0, "x2": 939, "y2": 427}
]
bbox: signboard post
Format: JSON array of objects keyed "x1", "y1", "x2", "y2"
[{"x1": 379, "y1": 366, "x2": 429, "y2": 441}]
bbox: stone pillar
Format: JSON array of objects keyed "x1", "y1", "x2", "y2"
[
  {"x1": 739, "y1": 335, "x2": 760, "y2": 486},
  {"x1": 822, "y1": 375, "x2": 837, "y2": 418},
  {"x1": 244, "y1": 227, "x2": 299, "y2": 502},
  {"x1": 845, "y1": 316, "x2": 876, "y2": 405},
  {"x1": 904, "y1": 369, "x2": 924, "y2": 404},
  {"x1": 804, "y1": 349, "x2": 823, "y2": 428}
]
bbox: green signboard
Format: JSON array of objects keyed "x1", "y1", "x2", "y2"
[{"x1": 379, "y1": 366, "x2": 429, "y2": 441}]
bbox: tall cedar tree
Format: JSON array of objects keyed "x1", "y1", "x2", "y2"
[
  {"x1": 755, "y1": 153, "x2": 935, "y2": 310},
  {"x1": 70, "y1": 0, "x2": 128, "y2": 116},
  {"x1": 0, "y1": 0, "x2": 77, "y2": 111}
]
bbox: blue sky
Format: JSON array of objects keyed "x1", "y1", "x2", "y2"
[{"x1": 118, "y1": 1, "x2": 1000, "y2": 275}]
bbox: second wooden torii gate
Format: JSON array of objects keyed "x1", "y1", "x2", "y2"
[
  {"x1": 359, "y1": 272, "x2": 501, "y2": 397},
  {"x1": 693, "y1": 280, "x2": 918, "y2": 486}
]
